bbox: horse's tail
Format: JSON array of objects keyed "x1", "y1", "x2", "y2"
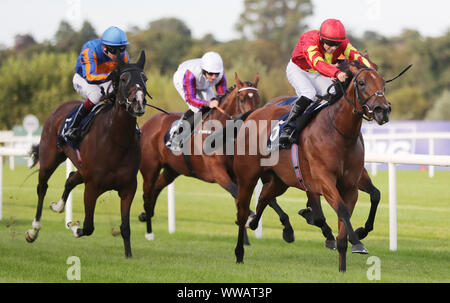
[{"x1": 29, "y1": 144, "x2": 40, "y2": 168}]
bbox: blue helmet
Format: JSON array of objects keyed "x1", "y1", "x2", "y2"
[{"x1": 101, "y1": 26, "x2": 130, "y2": 46}]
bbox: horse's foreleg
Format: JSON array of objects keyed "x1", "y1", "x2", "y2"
[
  {"x1": 50, "y1": 171, "x2": 83, "y2": 213},
  {"x1": 214, "y1": 169, "x2": 254, "y2": 246},
  {"x1": 356, "y1": 169, "x2": 381, "y2": 240},
  {"x1": 322, "y1": 183, "x2": 367, "y2": 272},
  {"x1": 119, "y1": 181, "x2": 137, "y2": 258},
  {"x1": 68, "y1": 183, "x2": 100, "y2": 238}
]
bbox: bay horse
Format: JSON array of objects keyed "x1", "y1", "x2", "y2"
[
  {"x1": 137, "y1": 73, "x2": 293, "y2": 244},
  {"x1": 25, "y1": 51, "x2": 148, "y2": 258},
  {"x1": 263, "y1": 97, "x2": 381, "y2": 249},
  {"x1": 233, "y1": 61, "x2": 391, "y2": 272}
]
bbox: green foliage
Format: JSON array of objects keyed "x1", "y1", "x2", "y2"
[
  {"x1": 0, "y1": 12, "x2": 449, "y2": 129},
  {"x1": 388, "y1": 86, "x2": 427, "y2": 120},
  {"x1": 128, "y1": 18, "x2": 193, "y2": 75},
  {"x1": 0, "y1": 52, "x2": 78, "y2": 128},
  {"x1": 425, "y1": 90, "x2": 450, "y2": 120},
  {"x1": 235, "y1": 0, "x2": 313, "y2": 55}
]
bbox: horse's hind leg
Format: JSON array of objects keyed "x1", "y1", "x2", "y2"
[
  {"x1": 234, "y1": 168, "x2": 259, "y2": 263},
  {"x1": 355, "y1": 168, "x2": 381, "y2": 240},
  {"x1": 299, "y1": 192, "x2": 336, "y2": 250},
  {"x1": 248, "y1": 173, "x2": 292, "y2": 243},
  {"x1": 140, "y1": 165, "x2": 179, "y2": 241},
  {"x1": 26, "y1": 150, "x2": 66, "y2": 243},
  {"x1": 50, "y1": 171, "x2": 83, "y2": 213}
]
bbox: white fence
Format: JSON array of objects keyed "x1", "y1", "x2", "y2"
[
  {"x1": 1, "y1": 132, "x2": 450, "y2": 251},
  {"x1": 364, "y1": 132, "x2": 450, "y2": 177}
]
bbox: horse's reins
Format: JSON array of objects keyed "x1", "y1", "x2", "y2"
[
  {"x1": 328, "y1": 64, "x2": 412, "y2": 138},
  {"x1": 213, "y1": 86, "x2": 259, "y2": 120}
]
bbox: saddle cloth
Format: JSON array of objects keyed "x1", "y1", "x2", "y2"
[
  {"x1": 58, "y1": 103, "x2": 106, "y2": 150},
  {"x1": 267, "y1": 99, "x2": 329, "y2": 152}
]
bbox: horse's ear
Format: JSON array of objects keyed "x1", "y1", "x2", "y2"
[
  {"x1": 235, "y1": 72, "x2": 243, "y2": 87},
  {"x1": 253, "y1": 74, "x2": 259, "y2": 88},
  {"x1": 137, "y1": 50, "x2": 146, "y2": 70}
]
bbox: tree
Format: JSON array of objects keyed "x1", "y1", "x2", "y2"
[
  {"x1": 235, "y1": 0, "x2": 313, "y2": 54},
  {"x1": 425, "y1": 90, "x2": 450, "y2": 120},
  {"x1": 128, "y1": 18, "x2": 193, "y2": 75},
  {"x1": 54, "y1": 20, "x2": 78, "y2": 51}
]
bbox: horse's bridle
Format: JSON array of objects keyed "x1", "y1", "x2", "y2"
[
  {"x1": 336, "y1": 68, "x2": 386, "y2": 121},
  {"x1": 215, "y1": 86, "x2": 259, "y2": 119},
  {"x1": 117, "y1": 67, "x2": 148, "y2": 113}
]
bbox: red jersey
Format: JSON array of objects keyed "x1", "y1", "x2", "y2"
[{"x1": 291, "y1": 30, "x2": 372, "y2": 78}]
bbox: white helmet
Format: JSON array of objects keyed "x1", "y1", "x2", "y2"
[{"x1": 201, "y1": 52, "x2": 223, "y2": 74}]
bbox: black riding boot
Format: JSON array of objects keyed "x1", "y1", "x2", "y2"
[
  {"x1": 279, "y1": 96, "x2": 313, "y2": 146},
  {"x1": 65, "y1": 105, "x2": 91, "y2": 141}
]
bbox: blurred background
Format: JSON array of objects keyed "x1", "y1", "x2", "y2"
[{"x1": 0, "y1": 0, "x2": 449, "y2": 128}]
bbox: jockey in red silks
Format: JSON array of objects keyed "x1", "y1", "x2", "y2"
[
  {"x1": 279, "y1": 18, "x2": 374, "y2": 145},
  {"x1": 167, "y1": 51, "x2": 227, "y2": 151},
  {"x1": 66, "y1": 26, "x2": 130, "y2": 141}
]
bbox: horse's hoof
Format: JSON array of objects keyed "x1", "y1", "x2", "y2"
[
  {"x1": 245, "y1": 212, "x2": 256, "y2": 228},
  {"x1": 325, "y1": 239, "x2": 337, "y2": 250},
  {"x1": 49, "y1": 200, "x2": 65, "y2": 213},
  {"x1": 351, "y1": 243, "x2": 369, "y2": 254},
  {"x1": 25, "y1": 231, "x2": 36, "y2": 243},
  {"x1": 138, "y1": 212, "x2": 146, "y2": 222},
  {"x1": 282, "y1": 227, "x2": 295, "y2": 243},
  {"x1": 355, "y1": 227, "x2": 368, "y2": 240},
  {"x1": 145, "y1": 233, "x2": 154, "y2": 241},
  {"x1": 67, "y1": 221, "x2": 81, "y2": 238}
]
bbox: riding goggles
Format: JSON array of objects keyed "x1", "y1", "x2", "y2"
[{"x1": 105, "y1": 45, "x2": 127, "y2": 55}]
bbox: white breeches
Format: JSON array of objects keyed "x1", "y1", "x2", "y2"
[
  {"x1": 73, "y1": 73, "x2": 113, "y2": 104},
  {"x1": 173, "y1": 72, "x2": 215, "y2": 113},
  {"x1": 286, "y1": 60, "x2": 334, "y2": 101}
]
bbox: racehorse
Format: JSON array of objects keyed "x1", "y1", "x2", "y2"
[
  {"x1": 25, "y1": 51, "x2": 148, "y2": 258},
  {"x1": 137, "y1": 73, "x2": 294, "y2": 244},
  {"x1": 233, "y1": 61, "x2": 391, "y2": 272},
  {"x1": 262, "y1": 97, "x2": 381, "y2": 249}
]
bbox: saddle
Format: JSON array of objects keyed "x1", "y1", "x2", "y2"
[
  {"x1": 58, "y1": 103, "x2": 108, "y2": 150},
  {"x1": 267, "y1": 99, "x2": 329, "y2": 152}
]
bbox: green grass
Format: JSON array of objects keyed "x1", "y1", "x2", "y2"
[{"x1": 0, "y1": 165, "x2": 449, "y2": 283}]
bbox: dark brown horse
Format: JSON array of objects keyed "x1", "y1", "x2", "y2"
[
  {"x1": 261, "y1": 97, "x2": 381, "y2": 249},
  {"x1": 137, "y1": 73, "x2": 293, "y2": 243},
  {"x1": 25, "y1": 51, "x2": 148, "y2": 258},
  {"x1": 233, "y1": 61, "x2": 391, "y2": 272}
]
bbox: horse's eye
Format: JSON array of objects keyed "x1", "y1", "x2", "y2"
[{"x1": 358, "y1": 80, "x2": 365, "y2": 86}]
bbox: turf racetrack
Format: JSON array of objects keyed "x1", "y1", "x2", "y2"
[{"x1": 0, "y1": 165, "x2": 449, "y2": 283}]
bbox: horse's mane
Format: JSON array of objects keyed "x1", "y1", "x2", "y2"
[{"x1": 322, "y1": 60, "x2": 366, "y2": 104}]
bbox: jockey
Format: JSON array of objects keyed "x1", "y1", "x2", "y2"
[
  {"x1": 279, "y1": 18, "x2": 374, "y2": 145},
  {"x1": 66, "y1": 26, "x2": 130, "y2": 141},
  {"x1": 167, "y1": 51, "x2": 227, "y2": 150}
]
